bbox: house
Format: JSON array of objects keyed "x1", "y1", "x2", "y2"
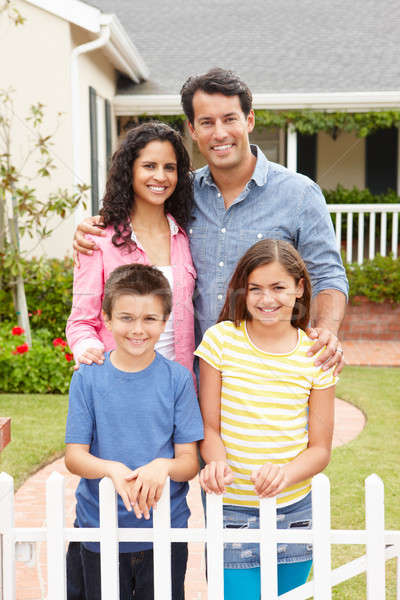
[{"x1": 1, "y1": 0, "x2": 399, "y2": 258}]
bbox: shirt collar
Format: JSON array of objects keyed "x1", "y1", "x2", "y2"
[{"x1": 197, "y1": 145, "x2": 269, "y2": 188}]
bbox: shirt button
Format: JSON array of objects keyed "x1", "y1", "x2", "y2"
[
  {"x1": 217, "y1": 193, "x2": 221, "y2": 198},
  {"x1": 257, "y1": 233, "x2": 262, "y2": 239},
  {"x1": 221, "y1": 228, "x2": 226, "y2": 233},
  {"x1": 218, "y1": 294, "x2": 223, "y2": 300},
  {"x1": 176, "y1": 340, "x2": 179, "y2": 345},
  {"x1": 189, "y1": 229, "x2": 193, "y2": 234},
  {"x1": 175, "y1": 282, "x2": 179, "y2": 286},
  {"x1": 219, "y1": 261, "x2": 224, "y2": 267},
  {"x1": 175, "y1": 301, "x2": 179, "y2": 305}
]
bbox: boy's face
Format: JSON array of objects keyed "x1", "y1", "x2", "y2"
[{"x1": 103, "y1": 293, "x2": 167, "y2": 370}]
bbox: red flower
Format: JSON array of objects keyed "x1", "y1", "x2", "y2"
[
  {"x1": 37, "y1": 309, "x2": 42, "y2": 315},
  {"x1": 65, "y1": 353, "x2": 73, "y2": 362},
  {"x1": 12, "y1": 327, "x2": 25, "y2": 336},
  {"x1": 53, "y1": 338, "x2": 68, "y2": 347},
  {"x1": 15, "y1": 343, "x2": 29, "y2": 354}
]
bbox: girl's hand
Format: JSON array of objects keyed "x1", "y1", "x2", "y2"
[
  {"x1": 199, "y1": 460, "x2": 234, "y2": 495},
  {"x1": 74, "y1": 347, "x2": 105, "y2": 371},
  {"x1": 107, "y1": 462, "x2": 138, "y2": 513},
  {"x1": 124, "y1": 459, "x2": 170, "y2": 520},
  {"x1": 251, "y1": 463, "x2": 289, "y2": 498}
]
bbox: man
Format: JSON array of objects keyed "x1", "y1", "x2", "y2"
[{"x1": 73, "y1": 68, "x2": 348, "y2": 374}]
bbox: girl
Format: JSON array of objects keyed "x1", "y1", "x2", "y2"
[
  {"x1": 195, "y1": 239, "x2": 337, "y2": 598},
  {"x1": 66, "y1": 121, "x2": 196, "y2": 382}
]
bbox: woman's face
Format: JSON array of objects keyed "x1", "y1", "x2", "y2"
[{"x1": 132, "y1": 140, "x2": 178, "y2": 211}]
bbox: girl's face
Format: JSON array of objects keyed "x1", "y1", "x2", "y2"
[
  {"x1": 132, "y1": 140, "x2": 178, "y2": 211},
  {"x1": 246, "y1": 261, "x2": 304, "y2": 328}
]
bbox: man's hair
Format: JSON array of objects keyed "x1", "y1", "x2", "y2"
[
  {"x1": 218, "y1": 239, "x2": 312, "y2": 331},
  {"x1": 103, "y1": 264, "x2": 172, "y2": 320},
  {"x1": 180, "y1": 67, "x2": 253, "y2": 125}
]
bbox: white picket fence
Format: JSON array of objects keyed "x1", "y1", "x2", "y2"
[
  {"x1": 328, "y1": 203, "x2": 400, "y2": 264},
  {"x1": 0, "y1": 472, "x2": 399, "y2": 600}
]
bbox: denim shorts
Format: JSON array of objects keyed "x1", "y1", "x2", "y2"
[{"x1": 223, "y1": 492, "x2": 312, "y2": 568}]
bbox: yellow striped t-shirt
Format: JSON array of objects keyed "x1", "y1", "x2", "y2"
[{"x1": 195, "y1": 321, "x2": 337, "y2": 508}]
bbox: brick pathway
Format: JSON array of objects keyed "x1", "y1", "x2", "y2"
[{"x1": 11, "y1": 341, "x2": 400, "y2": 599}]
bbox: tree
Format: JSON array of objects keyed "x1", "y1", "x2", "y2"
[{"x1": 0, "y1": 89, "x2": 88, "y2": 346}]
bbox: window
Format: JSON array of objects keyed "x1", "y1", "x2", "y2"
[
  {"x1": 89, "y1": 87, "x2": 113, "y2": 214},
  {"x1": 366, "y1": 127, "x2": 398, "y2": 194}
]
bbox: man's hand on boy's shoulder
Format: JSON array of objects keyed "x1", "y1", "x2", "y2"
[
  {"x1": 125, "y1": 459, "x2": 170, "y2": 520},
  {"x1": 73, "y1": 215, "x2": 106, "y2": 268}
]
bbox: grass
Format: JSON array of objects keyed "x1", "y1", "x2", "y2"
[
  {"x1": 0, "y1": 367, "x2": 399, "y2": 597},
  {"x1": 325, "y1": 366, "x2": 400, "y2": 599},
  {"x1": 0, "y1": 393, "x2": 68, "y2": 489}
]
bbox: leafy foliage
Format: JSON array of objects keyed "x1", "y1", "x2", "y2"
[
  {"x1": 345, "y1": 254, "x2": 400, "y2": 304},
  {"x1": 0, "y1": 325, "x2": 73, "y2": 393},
  {"x1": 0, "y1": 256, "x2": 74, "y2": 337}
]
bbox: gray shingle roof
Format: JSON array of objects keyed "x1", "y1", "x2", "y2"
[{"x1": 83, "y1": 0, "x2": 400, "y2": 95}]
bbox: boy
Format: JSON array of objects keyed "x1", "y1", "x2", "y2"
[{"x1": 65, "y1": 264, "x2": 204, "y2": 600}]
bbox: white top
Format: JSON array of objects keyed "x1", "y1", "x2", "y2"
[{"x1": 154, "y1": 265, "x2": 175, "y2": 361}]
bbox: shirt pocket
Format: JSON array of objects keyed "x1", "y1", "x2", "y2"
[{"x1": 188, "y1": 226, "x2": 208, "y2": 274}]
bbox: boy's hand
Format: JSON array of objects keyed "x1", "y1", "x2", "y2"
[
  {"x1": 199, "y1": 460, "x2": 234, "y2": 495},
  {"x1": 250, "y1": 463, "x2": 288, "y2": 498},
  {"x1": 73, "y1": 216, "x2": 105, "y2": 267},
  {"x1": 124, "y1": 459, "x2": 170, "y2": 520},
  {"x1": 107, "y1": 462, "x2": 138, "y2": 513}
]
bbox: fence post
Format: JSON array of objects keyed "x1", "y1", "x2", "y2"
[
  {"x1": 259, "y1": 496, "x2": 277, "y2": 599},
  {"x1": 46, "y1": 472, "x2": 66, "y2": 599},
  {"x1": 312, "y1": 473, "x2": 332, "y2": 599},
  {"x1": 153, "y1": 477, "x2": 171, "y2": 600},
  {"x1": 99, "y1": 477, "x2": 119, "y2": 598},
  {"x1": 206, "y1": 492, "x2": 224, "y2": 599},
  {"x1": 0, "y1": 473, "x2": 15, "y2": 600},
  {"x1": 365, "y1": 474, "x2": 385, "y2": 598}
]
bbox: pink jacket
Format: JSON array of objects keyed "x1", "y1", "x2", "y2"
[{"x1": 66, "y1": 215, "x2": 196, "y2": 380}]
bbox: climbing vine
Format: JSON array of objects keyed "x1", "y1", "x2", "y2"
[{"x1": 138, "y1": 110, "x2": 400, "y2": 138}]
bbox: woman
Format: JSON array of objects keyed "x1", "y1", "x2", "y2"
[{"x1": 66, "y1": 121, "x2": 196, "y2": 381}]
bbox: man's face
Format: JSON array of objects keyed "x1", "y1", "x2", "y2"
[{"x1": 187, "y1": 91, "x2": 255, "y2": 172}]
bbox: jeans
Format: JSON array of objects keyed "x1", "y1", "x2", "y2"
[
  {"x1": 79, "y1": 542, "x2": 188, "y2": 600},
  {"x1": 67, "y1": 542, "x2": 86, "y2": 600}
]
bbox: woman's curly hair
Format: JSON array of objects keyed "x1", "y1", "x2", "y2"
[{"x1": 100, "y1": 121, "x2": 193, "y2": 251}]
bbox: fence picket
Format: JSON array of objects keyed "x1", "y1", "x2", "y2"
[
  {"x1": 99, "y1": 477, "x2": 119, "y2": 599},
  {"x1": 206, "y1": 492, "x2": 224, "y2": 598},
  {"x1": 46, "y1": 472, "x2": 66, "y2": 600},
  {"x1": 365, "y1": 474, "x2": 385, "y2": 598},
  {"x1": 312, "y1": 474, "x2": 332, "y2": 599},
  {"x1": 259, "y1": 497, "x2": 278, "y2": 599},
  {"x1": 153, "y1": 478, "x2": 171, "y2": 600},
  {"x1": 0, "y1": 473, "x2": 15, "y2": 600}
]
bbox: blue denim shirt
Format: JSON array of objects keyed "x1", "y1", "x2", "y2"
[{"x1": 188, "y1": 145, "x2": 348, "y2": 344}]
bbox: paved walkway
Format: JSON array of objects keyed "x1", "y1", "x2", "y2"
[{"x1": 12, "y1": 341, "x2": 400, "y2": 599}]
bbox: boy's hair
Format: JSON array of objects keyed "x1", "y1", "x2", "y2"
[
  {"x1": 180, "y1": 67, "x2": 253, "y2": 125},
  {"x1": 103, "y1": 264, "x2": 172, "y2": 320},
  {"x1": 218, "y1": 239, "x2": 312, "y2": 331}
]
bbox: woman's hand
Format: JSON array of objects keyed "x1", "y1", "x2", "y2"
[
  {"x1": 199, "y1": 460, "x2": 234, "y2": 495},
  {"x1": 251, "y1": 463, "x2": 289, "y2": 498},
  {"x1": 73, "y1": 216, "x2": 106, "y2": 267},
  {"x1": 74, "y1": 347, "x2": 105, "y2": 371}
]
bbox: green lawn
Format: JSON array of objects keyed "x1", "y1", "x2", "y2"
[
  {"x1": 0, "y1": 366, "x2": 399, "y2": 597},
  {"x1": 0, "y1": 393, "x2": 68, "y2": 489}
]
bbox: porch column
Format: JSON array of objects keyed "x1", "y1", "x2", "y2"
[{"x1": 286, "y1": 126, "x2": 297, "y2": 172}]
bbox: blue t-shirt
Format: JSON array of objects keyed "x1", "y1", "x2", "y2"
[{"x1": 65, "y1": 351, "x2": 204, "y2": 552}]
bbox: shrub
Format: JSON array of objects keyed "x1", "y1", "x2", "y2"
[
  {"x1": 0, "y1": 256, "x2": 74, "y2": 337},
  {"x1": 345, "y1": 254, "x2": 400, "y2": 305},
  {"x1": 0, "y1": 325, "x2": 74, "y2": 393}
]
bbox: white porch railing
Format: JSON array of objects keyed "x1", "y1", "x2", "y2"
[
  {"x1": 0, "y1": 472, "x2": 399, "y2": 600},
  {"x1": 328, "y1": 203, "x2": 400, "y2": 264}
]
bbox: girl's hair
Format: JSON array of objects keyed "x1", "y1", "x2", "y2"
[
  {"x1": 100, "y1": 121, "x2": 193, "y2": 251},
  {"x1": 218, "y1": 239, "x2": 312, "y2": 330}
]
